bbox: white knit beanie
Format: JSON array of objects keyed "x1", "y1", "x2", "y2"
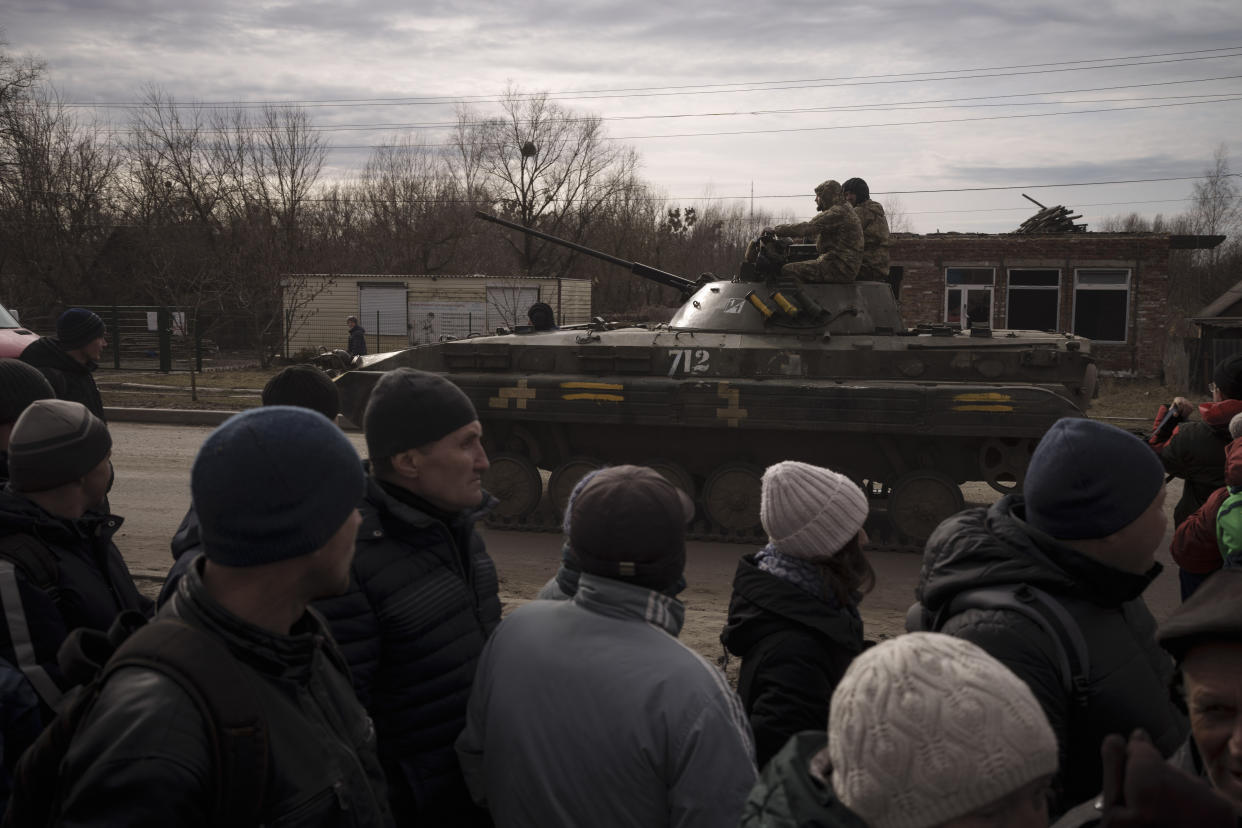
[
  {"x1": 760, "y1": 461, "x2": 869, "y2": 560},
  {"x1": 827, "y1": 633, "x2": 1058, "y2": 828}
]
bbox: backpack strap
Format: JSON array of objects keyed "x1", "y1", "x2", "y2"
[
  {"x1": 105, "y1": 619, "x2": 269, "y2": 827},
  {"x1": 940, "y1": 584, "x2": 1091, "y2": 711},
  {"x1": 0, "y1": 533, "x2": 60, "y2": 603}
]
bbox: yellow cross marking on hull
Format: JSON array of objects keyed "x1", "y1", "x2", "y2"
[
  {"x1": 717, "y1": 383, "x2": 747, "y2": 427},
  {"x1": 489, "y1": 378, "x2": 537, "y2": 410}
]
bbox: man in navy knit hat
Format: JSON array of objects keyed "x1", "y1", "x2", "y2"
[
  {"x1": 314, "y1": 367, "x2": 499, "y2": 826},
  {"x1": 53, "y1": 406, "x2": 394, "y2": 826},
  {"x1": 912, "y1": 417, "x2": 1187, "y2": 817},
  {"x1": 20, "y1": 308, "x2": 107, "y2": 421}
]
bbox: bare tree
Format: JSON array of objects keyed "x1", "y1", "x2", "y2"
[{"x1": 456, "y1": 87, "x2": 641, "y2": 278}]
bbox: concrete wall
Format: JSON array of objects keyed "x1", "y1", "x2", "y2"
[
  {"x1": 890, "y1": 233, "x2": 1174, "y2": 378},
  {"x1": 283, "y1": 274, "x2": 592, "y2": 355}
]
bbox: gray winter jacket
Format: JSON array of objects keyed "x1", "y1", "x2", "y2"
[{"x1": 456, "y1": 573, "x2": 757, "y2": 828}]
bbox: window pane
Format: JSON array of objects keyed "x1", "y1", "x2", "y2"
[
  {"x1": 1008, "y1": 288, "x2": 1059, "y2": 330},
  {"x1": 945, "y1": 288, "x2": 962, "y2": 325},
  {"x1": 1074, "y1": 290, "x2": 1127, "y2": 341},
  {"x1": 1077, "y1": 269, "x2": 1129, "y2": 286},
  {"x1": 1009, "y1": 269, "x2": 1060, "y2": 287},
  {"x1": 946, "y1": 267, "x2": 995, "y2": 285}
]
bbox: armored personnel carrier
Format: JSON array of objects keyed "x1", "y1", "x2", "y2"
[{"x1": 335, "y1": 212, "x2": 1097, "y2": 548}]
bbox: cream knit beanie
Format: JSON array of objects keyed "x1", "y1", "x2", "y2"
[
  {"x1": 827, "y1": 632, "x2": 1057, "y2": 828},
  {"x1": 760, "y1": 461, "x2": 869, "y2": 560}
]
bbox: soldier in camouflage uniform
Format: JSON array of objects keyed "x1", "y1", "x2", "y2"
[
  {"x1": 842, "y1": 177, "x2": 890, "y2": 282},
  {"x1": 770, "y1": 180, "x2": 863, "y2": 283}
]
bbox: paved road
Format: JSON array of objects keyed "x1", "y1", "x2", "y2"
[{"x1": 107, "y1": 421, "x2": 1185, "y2": 652}]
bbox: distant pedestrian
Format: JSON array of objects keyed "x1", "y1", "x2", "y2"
[
  {"x1": 1149, "y1": 353, "x2": 1242, "y2": 596},
  {"x1": 1170, "y1": 411, "x2": 1242, "y2": 584},
  {"x1": 347, "y1": 315, "x2": 367, "y2": 356},
  {"x1": 51, "y1": 406, "x2": 394, "y2": 826},
  {"x1": 742, "y1": 633, "x2": 1058, "y2": 828},
  {"x1": 315, "y1": 367, "x2": 498, "y2": 826},
  {"x1": 458, "y1": 464, "x2": 757, "y2": 828},
  {"x1": 721, "y1": 460, "x2": 873, "y2": 768},
  {"x1": 157, "y1": 363, "x2": 345, "y2": 606},
  {"x1": 0, "y1": 359, "x2": 55, "y2": 485},
  {"x1": 20, "y1": 308, "x2": 108, "y2": 421},
  {"x1": 914, "y1": 417, "x2": 1187, "y2": 816},
  {"x1": 842, "y1": 177, "x2": 890, "y2": 282},
  {"x1": 0, "y1": 400, "x2": 151, "y2": 722}
]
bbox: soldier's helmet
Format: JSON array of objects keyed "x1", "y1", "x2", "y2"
[
  {"x1": 814, "y1": 180, "x2": 843, "y2": 207},
  {"x1": 842, "y1": 177, "x2": 870, "y2": 203}
]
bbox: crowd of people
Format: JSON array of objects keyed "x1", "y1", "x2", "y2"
[{"x1": 1, "y1": 308, "x2": 1241, "y2": 826}]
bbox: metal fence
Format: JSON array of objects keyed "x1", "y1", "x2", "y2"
[{"x1": 73, "y1": 305, "x2": 210, "y2": 372}]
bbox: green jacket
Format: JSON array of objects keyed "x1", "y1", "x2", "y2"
[{"x1": 740, "y1": 730, "x2": 867, "y2": 828}]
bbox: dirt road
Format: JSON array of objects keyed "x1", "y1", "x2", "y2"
[{"x1": 107, "y1": 422, "x2": 1184, "y2": 664}]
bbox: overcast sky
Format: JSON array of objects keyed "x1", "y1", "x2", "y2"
[{"x1": 4, "y1": 0, "x2": 1241, "y2": 233}]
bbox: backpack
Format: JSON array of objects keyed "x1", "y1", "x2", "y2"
[
  {"x1": 0, "y1": 533, "x2": 61, "y2": 606},
  {"x1": 1217, "y1": 486, "x2": 1242, "y2": 562},
  {"x1": 907, "y1": 584, "x2": 1091, "y2": 712},
  {"x1": 3, "y1": 609, "x2": 270, "y2": 828}
]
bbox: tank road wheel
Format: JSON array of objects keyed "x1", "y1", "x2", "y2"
[
  {"x1": 979, "y1": 437, "x2": 1038, "y2": 494},
  {"x1": 547, "y1": 457, "x2": 603, "y2": 516},
  {"x1": 641, "y1": 459, "x2": 696, "y2": 499},
  {"x1": 702, "y1": 463, "x2": 763, "y2": 534},
  {"x1": 483, "y1": 453, "x2": 543, "y2": 519},
  {"x1": 888, "y1": 471, "x2": 965, "y2": 546}
]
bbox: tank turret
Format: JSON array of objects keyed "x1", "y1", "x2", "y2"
[{"x1": 335, "y1": 213, "x2": 1097, "y2": 549}]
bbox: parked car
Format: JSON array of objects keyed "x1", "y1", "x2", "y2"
[{"x1": 0, "y1": 302, "x2": 38, "y2": 358}]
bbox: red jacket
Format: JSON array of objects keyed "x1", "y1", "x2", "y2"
[{"x1": 1171, "y1": 437, "x2": 1242, "y2": 574}]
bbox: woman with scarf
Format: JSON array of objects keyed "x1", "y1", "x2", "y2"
[{"x1": 720, "y1": 461, "x2": 874, "y2": 768}]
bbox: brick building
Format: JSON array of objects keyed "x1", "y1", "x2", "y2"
[{"x1": 888, "y1": 232, "x2": 1222, "y2": 378}]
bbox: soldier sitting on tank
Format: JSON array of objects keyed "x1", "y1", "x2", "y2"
[
  {"x1": 842, "y1": 177, "x2": 890, "y2": 282},
  {"x1": 758, "y1": 180, "x2": 863, "y2": 284},
  {"x1": 527, "y1": 302, "x2": 557, "y2": 331}
]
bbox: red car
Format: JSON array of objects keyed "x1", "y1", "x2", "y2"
[{"x1": 0, "y1": 302, "x2": 39, "y2": 358}]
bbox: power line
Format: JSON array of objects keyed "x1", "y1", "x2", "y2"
[
  {"x1": 94, "y1": 75, "x2": 1242, "y2": 135},
  {"x1": 63, "y1": 46, "x2": 1242, "y2": 109}
]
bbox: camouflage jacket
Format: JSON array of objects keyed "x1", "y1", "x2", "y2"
[
  {"x1": 854, "y1": 199, "x2": 890, "y2": 279},
  {"x1": 774, "y1": 205, "x2": 863, "y2": 271}
]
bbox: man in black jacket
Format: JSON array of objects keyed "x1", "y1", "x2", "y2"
[
  {"x1": 914, "y1": 417, "x2": 1188, "y2": 817},
  {"x1": 315, "y1": 367, "x2": 499, "y2": 826},
  {"x1": 0, "y1": 400, "x2": 150, "y2": 721},
  {"x1": 347, "y1": 315, "x2": 367, "y2": 356},
  {"x1": 20, "y1": 309, "x2": 107, "y2": 421},
  {"x1": 55, "y1": 406, "x2": 394, "y2": 827}
]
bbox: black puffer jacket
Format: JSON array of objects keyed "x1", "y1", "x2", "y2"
[
  {"x1": 721, "y1": 554, "x2": 864, "y2": 768},
  {"x1": 1156, "y1": 399, "x2": 1242, "y2": 525},
  {"x1": 314, "y1": 476, "x2": 500, "y2": 826},
  {"x1": 917, "y1": 495, "x2": 1188, "y2": 815},
  {"x1": 0, "y1": 488, "x2": 151, "y2": 718},
  {"x1": 19, "y1": 337, "x2": 105, "y2": 421},
  {"x1": 56, "y1": 557, "x2": 394, "y2": 827}
]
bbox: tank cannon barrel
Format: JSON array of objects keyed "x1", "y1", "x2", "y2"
[{"x1": 475, "y1": 211, "x2": 698, "y2": 297}]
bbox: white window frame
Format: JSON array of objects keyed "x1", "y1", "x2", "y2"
[
  {"x1": 943, "y1": 267, "x2": 995, "y2": 330},
  {"x1": 1005, "y1": 268, "x2": 1061, "y2": 331},
  {"x1": 1071, "y1": 268, "x2": 1131, "y2": 344}
]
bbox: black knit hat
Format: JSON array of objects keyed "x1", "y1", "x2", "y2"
[
  {"x1": 8, "y1": 399, "x2": 112, "y2": 492},
  {"x1": 262, "y1": 365, "x2": 340, "y2": 421},
  {"x1": 56, "y1": 308, "x2": 106, "y2": 351},
  {"x1": 568, "y1": 465, "x2": 695, "y2": 591},
  {"x1": 192, "y1": 406, "x2": 364, "y2": 567},
  {"x1": 1024, "y1": 417, "x2": 1164, "y2": 540},
  {"x1": 1214, "y1": 354, "x2": 1242, "y2": 400},
  {"x1": 363, "y1": 368, "x2": 478, "y2": 461},
  {"x1": 0, "y1": 359, "x2": 54, "y2": 424},
  {"x1": 842, "y1": 177, "x2": 870, "y2": 202},
  {"x1": 1157, "y1": 567, "x2": 1242, "y2": 661}
]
